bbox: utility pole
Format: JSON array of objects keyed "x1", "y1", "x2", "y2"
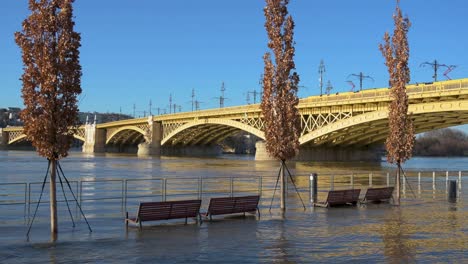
[
  {"x1": 149, "y1": 100, "x2": 152, "y2": 116},
  {"x1": 169, "y1": 94, "x2": 172, "y2": 114},
  {"x1": 133, "y1": 103, "x2": 136, "y2": 118},
  {"x1": 420, "y1": 60, "x2": 456, "y2": 82},
  {"x1": 347, "y1": 72, "x2": 374, "y2": 91},
  {"x1": 318, "y1": 59, "x2": 326, "y2": 95},
  {"x1": 220, "y1": 82, "x2": 226, "y2": 108},
  {"x1": 248, "y1": 90, "x2": 259, "y2": 104},
  {"x1": 246, "y1": 92, "x2": 250, "y2": 105},
  {"x1": 326, "y1": 80, "x2": 333, "y2": 95},
  {"x1": 191, "y1": 88, "x2": 195, "y2": 111},
  {"x1": 195, "y1": 100, "x2": 202, "y2": 111}
]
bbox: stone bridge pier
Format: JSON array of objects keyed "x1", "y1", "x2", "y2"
[
  {"x1": 0, "y1": 128, "x2": 7, "y2": 150},
  {"x1": 136, "y1": 118, "x2": 162, "y2": 156},
  {"x1": 82, "y1": 117, "x2": 162, "y2": 156},
  {"x1": 82, "y1": 123, "x2": 106, "y2": 153}
]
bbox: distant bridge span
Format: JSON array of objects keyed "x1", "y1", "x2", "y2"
[{"x1": 2, "y1": 78, "x2": 468, "y2": 160}]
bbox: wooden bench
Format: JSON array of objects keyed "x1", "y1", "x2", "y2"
[
  {"x1": 125, "y1": 199, "x2": 202, "y2": 229},
  {"x1": 203, "y1": 195, "x2": 260, "y2": 221},
  {"x1": 314, "y1": 189, "x2": 361, "y2": 208},
  {"x1": 360, "y1": 187, "x2": 394, "y2": 204}
]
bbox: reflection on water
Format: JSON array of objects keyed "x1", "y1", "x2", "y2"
[
  {"x1": 382, "y1": 208, "x2": 416, "y2": 263},
  {"x1": 0, "y1": 151, "x2": 467, "y2": 263}
]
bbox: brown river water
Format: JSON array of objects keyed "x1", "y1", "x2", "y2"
[{"x1": 0, "y1": 150, "x2": 466, "y2": 263}]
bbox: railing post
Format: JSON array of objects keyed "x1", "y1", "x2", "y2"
[
  {"x1": 310, "y1": 173, "x2": 318, "y2": 204},
  {"x1": 369, "y1": 173, "x2": 373, "y2": 187},
  {"x1": 432, "y1": 172, "x2": 436, "y2": 191},
  {"x1": 121, "y1": 180, "x2": 125, "y2": 212},
  {"x1": 230, "y1": 177, "x2": 234, "y2": 197},
  {"x1": 386, "y1": 172, "x2": 390, "y2": 187},
  {"x1": 459, "y1": 171, "x2": 462, "y2": 192},
  {"x1": 350, "y1": 173, "x2": 354, "y2": 189},
  {"x1": 402, "y1": 172, "x2": 406, "y2": 195},
  {"x1": 446, "y1": 171, "x2": 449, "y2": 193},
  {"x1": 258, "y1": 177, "x2": 263, "y2": 196},
  {"x1": 28, "y1": 183, "x2": 32, "y2": 221},
  {"x1": 79, "y1": 181, "x2": 83, "y2": 219},
  {"x1": 124, "y1": 180, "x2": 129, "y2": 212},
  {"x1": 163, "y1": 178, "x2": 167, "y2": 202},
  {"x1": 24, "y1": 183, "x2": 27, "y2": 222},
  {"x1": 418, "y1": 172, "x2": 421, "y2": 196},
  {"x1": 330, "y1": 175, "x2": 334, "y2": 191},
  {"x1": 198, "y1": 177, "x2": 202, "y2": 200}
]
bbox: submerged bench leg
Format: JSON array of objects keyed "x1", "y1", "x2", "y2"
[
  {"x1": 257, "y1": 208, "x2": 261, "y2": 219},
  {"x1": 139, "y1": 221, "x2": 142, "y2": 231}
]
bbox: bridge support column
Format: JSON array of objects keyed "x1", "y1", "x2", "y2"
[
  {"x1": 255, "y1": 141, "x2": 275, "y2": 160},
  {"x1": 137, "y1": 118, "x2": 162, "y2": 156},
  {"x1": 0, "y1": 128, "x2": 7, "y2": 150},
  {"x1": 82, "y1": 124, "x2": 106, "y2": 153}
]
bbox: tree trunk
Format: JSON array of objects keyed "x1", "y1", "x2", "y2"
[
  {"x1": 280, "y1": 160, "x2": 286, "y2": 211},
  {"x1": 50, "y1": 159, "x2": 58, "y2": 240},
  {"x1": 395, "y1": 162, "x2": 401, "y2": 206}
]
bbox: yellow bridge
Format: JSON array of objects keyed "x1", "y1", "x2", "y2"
[{"x1": 2, "y1": 78, "x2": 468, "y2": 161}]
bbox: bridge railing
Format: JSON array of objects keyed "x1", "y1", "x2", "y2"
[
  {"x1": 0, "y1": 171, "x2": 464, "y2": 224},
  {"x1": 301, "y1": 79, "x2": 468, "y2": 106}
]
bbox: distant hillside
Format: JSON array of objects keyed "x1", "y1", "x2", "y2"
[{"x1": 414, "y1": 128, "x2": 468, "y2": 156}]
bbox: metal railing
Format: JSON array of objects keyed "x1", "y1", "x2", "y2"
[{"x1": 0, "y1": 171, "x2": 464, "y2": 223}]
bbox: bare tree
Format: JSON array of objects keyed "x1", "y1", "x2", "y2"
[
  {"x1": 379, "y1": 0, "x2": 415, "y2": 205},
  {"x1": 261, "y1": 0, "x2": 301, "y2": 210},
  {"x1": 15, "y1": 0, "x2": 82, "y2": 239}
]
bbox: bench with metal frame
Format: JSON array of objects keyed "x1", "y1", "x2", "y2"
[
  {"x1": 313, "y1": 189, "x2": 361, "y2": 208},
  {"x1": 125, "y1": 199, "x2": 202, "y2": 230},
  {"x1": 203, "y1": 195, "x2": 260, "y2": 221},
  {"x1": 360, "y1": 186, "x2": 394, "y2": 204}
]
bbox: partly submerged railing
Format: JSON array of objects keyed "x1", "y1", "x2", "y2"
[{"x1": 0, "y1": 171, "x2": 465, "y2": 224}]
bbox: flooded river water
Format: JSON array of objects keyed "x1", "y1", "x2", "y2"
[{"x1": 0, "y1": 151, "x2": 466, "y2": 263}]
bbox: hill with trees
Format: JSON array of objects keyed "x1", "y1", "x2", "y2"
[{"x1": 414, "y1": 128, "x2": 468, "y2": 156}]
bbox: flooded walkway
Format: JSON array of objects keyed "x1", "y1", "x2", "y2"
[
  {"x1": 1, "y1": 197, "x2": 467, "y2": 263},
  {"x1": 0, "y1": 151, "x2": 467, "y2": 263}
]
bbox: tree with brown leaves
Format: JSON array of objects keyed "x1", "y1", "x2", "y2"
[
  {"x1": 15, "y1": 0, "x2": 82, "y2": 238},
  {"x1": 261, "y1": 0, "x2": 301, "y2": 210},
  {"x1": 379, "y1": 0, "x2": 415, "y2": 205}
]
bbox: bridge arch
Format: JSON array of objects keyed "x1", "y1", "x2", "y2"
[
  {"x1": 300, "y1": 101, "x2": 468, "y2": 146},
  {"x1": 9, "y1": 133, "x2": 86, "y2": 145},
  {"x1": 105, "y1": 125, "x2": 147, "y2": 145},
  {"x1": 162, "y1": 118, "x2": 265, "y2": 146}
]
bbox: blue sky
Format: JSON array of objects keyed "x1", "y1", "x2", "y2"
[{"x1": 1, "y1": 0, "x2": 467, "y2": 116}]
